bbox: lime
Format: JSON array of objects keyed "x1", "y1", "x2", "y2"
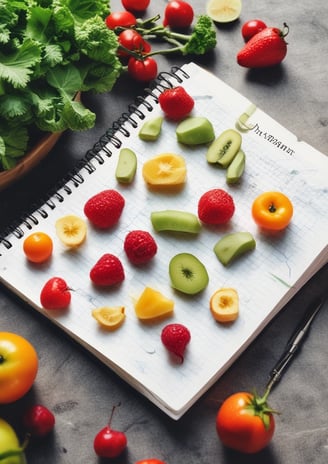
[{"x1": 206, "y1": 0, "x2": 242, "y2": 23}]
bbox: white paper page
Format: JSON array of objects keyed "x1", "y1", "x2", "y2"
[{"x1": 1, "y1": 63, "x2": 327, "y2": 419}]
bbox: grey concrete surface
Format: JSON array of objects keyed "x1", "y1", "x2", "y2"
[{"x1": 1, "y1": 0, "x2": 327, "y2": 463}]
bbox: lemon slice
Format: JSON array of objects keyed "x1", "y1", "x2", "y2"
[
  {"x1": 142, "y1": 153, "x2": 187, "y2": 186},
  {"x1": 92, "y1": 306, "x2": 125, "y2": 330},
  {"x1": 206, "y1": 0, "x2": 242, "y2": 23},
  {"x1": 210, "y1": 288, "x2": 239, "y2": 322},
  {"x1": 55, "y1": 215, "x2": 87, "y2": 247}
]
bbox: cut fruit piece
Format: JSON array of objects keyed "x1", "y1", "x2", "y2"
[
  {"x1": 176, "y1": 117, "x2": 215, "y2": 145},
  {"x1": 92, "y1": 306, "x2": 125, "y2": 330},
  {"x1": 151, "y1": 210, "x2": 201, "y2": 234},
  {"x1": 142, "y1": 153, "x2": 187, "y2": 186},
  {"x1": 210, "y1": 288, "x2": 239, "y2": 322},
  {"x1": 55, "y1": 215, "x2": 87, "y2": 247},
  {"x1": 115, "y1": 148, "x2": 137, "y2": 183},
  {"x1": 226, "y1": 149, "x2": 246, "y2": 184},
  {"x1": 169, "y1": 253, "x2": 209, "y2": 295},
  {"x1": 206, "y1": 0, "x2": 242, "y2": 23},
  {"x1": 206, "y1": 129, "x2": 242, "y2": 166},
  {"x1": 134, "y1": 287, "x2": 174, "y2": 320},
  {"x1": 139, "y1": 116, "x2": 163, "y2": 141},
  {"x1": 213, "y1": 231, "x2": 256, "y2": 266}
]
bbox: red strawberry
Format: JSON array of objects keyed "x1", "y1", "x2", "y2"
[
  {"x1": 90, "y1": 253, "x2": 125, "y2": 286},
  {"x1": 158, "y1": 86, "x2": 194, "y2": 121},
  {"x1": 198, "y1": 189, "x2": 235, "y2": 225},
  {"x1": 237, "y1": 24, "x2": 289, "y2": 68},
  {"x1": 124, "y1": 230, "x2": 157, "y2": 265},
  {"x1": 40, "y1": 277, "x2": 71, "y2": 310},
  {"x1": 161, "y1": 323, "x2": 191, "y2": 363},
  {"x1": 84, "y1": 190, "x2": 125, "y2": 229},
  {"x1": 23, "y1": 404, "x2": 55, "y2": 437}
]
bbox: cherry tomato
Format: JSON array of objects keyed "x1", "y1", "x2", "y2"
[
  {"x1": 118, "y1": 29, "x2": 151, "y2": 57},
  {"x1": 241, "y1": 19, "x2": 267, "y2": 42},
  {"x1": 216, "y1": 392, "x2": 275, "y2": 454},
  {"x1": 252, "y1": 191, "x2": 293, "y2": 230},
  {"x1": 23, "y1": 404, "x2": 55, "y2": 437},
  {"x1": 105, "y1": 11, "x2": 137, "y2": 30},
  {"x1": 0, "y1": 332, "x2": 38, "y2": 404},
  {"x1": 122, "y1": 0, "x2": 150, "y2": 12},
  {"x1": 135, "y1": 460, "x2": 166, "y2": 464},
  {"x1": 128, "y1": 57, "x2": 158, "y2": 82},
  {"x1": 163, "y1": 0, "x2": 194, "y2": 28},
  {"x1": 23, "y1": 231, "x2": 53, "y2": 263}
]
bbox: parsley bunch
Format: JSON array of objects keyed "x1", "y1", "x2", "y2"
[{"x1": 0, "y1": 0, "x2": 122, "y2": 171}]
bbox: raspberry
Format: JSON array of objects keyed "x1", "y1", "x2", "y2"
[
  {"x1": 158, "y1": 86, "x2": 194, "y2": 121},
  {"x1": 124, "y1": 230, "x2": 157, "y2": 265},
  {"x1": 84, "y1": 190, "x2": 125, "y2": 229},
  {"x1": 161, "y1": 323, "x2": 191, "y2": 363},
  {"x1": 198, "y1": 189, "x2": 235, "y2": 225},
  {"x1": 90, "y1": 254, "x2": 125, "y2": 286}
]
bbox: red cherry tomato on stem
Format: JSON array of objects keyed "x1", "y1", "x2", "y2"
[
  {"x1": 163, "y1": 0, "x2": 194, "y2": 29},
  {"x1": 216, "y1": 391, "x2": 275, "y2": 454},
  {"x1": 241, "y1": 19, "x2": 267, "y2": 42},
  {"x1": 251, "y1": 191, "x2": 293, "y2": 230},
  {"x1": 93, "y1": 404, "x2": 127, "y2": 458},
  {"x1": 128, "y1": 57, "x2": 158, "y2": 82},
  {"x1": 105, "y1": 11, "x2": 137, "y2": 30},
  {"x1": 118, "y1": 29, "x2": 151, "y2": 57},
  {"x1": 122, "y1": 0, "x2": 150, "y2": 12}
]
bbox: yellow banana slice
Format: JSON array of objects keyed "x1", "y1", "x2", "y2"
[
  {"x1": 55, "y1": 215, "x2": 87, "y2": 247},
  {"x1": 210, "y1": 287, "x2": 239, "y2": 322}
]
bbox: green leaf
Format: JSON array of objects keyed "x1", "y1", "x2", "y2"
[
  {"x1": 46, "y1": 64, "x2": 82, "y2": 98},
  {"x1": 0, "y1": 39, "x2": 41, "y2": 88}
]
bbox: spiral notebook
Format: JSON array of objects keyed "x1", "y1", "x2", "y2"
[{"x1": 1, "y1": 62, "x2": 327, "y2": 419}]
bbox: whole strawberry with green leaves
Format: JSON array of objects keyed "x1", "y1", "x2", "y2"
[{"x1": 237, "y1": 23, "x2": 289, "y2": 68}]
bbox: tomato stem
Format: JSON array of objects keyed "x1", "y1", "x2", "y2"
[{"x1": 268, "y1": 202, "x2": 276, "y2": 213}]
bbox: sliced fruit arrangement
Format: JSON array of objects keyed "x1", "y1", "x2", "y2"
[
  {"x1": 210, "y1": 288, "x2": 239, "y2": 322},
  {"x1": 142, "y1": 153, "x2": 187, "y2": 186},
  {"x1": 92, "y1": 306, "x2": 126, "y2": 330},
  {"x1": 169, "y1": 253, "x2": 209, "y2": 295},
  {"x1": 134, "y1": 287, "x2": 174, "y2": 321},
  {"x1": 55, "y1": 215, "x2": 87, "y2": 247},
  {"x1": 206, "y1": 0, "x2": 242, "y2": 23}
]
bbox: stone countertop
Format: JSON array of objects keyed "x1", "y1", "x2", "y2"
[{"x1": 0, "y1": 0, "x2": 327, "y2": 463}]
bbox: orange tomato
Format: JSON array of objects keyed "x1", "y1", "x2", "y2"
[
  {"x1": 23, "y1": 231, "x2": 53, "y2": 263},
  {"x1": 252, "y1": 191, "x2": 293, "y2": 230},
  {"x1": 0, "y1": 332, "x2": 38, "y2": 403}
]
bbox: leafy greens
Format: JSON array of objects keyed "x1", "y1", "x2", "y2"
[{"x1": 0, "y1": 0, "x2": 122, "y2": 170}]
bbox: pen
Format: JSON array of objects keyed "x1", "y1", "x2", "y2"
[{"x1": 266, "y1": 296, "x2": 325, "y2": 391}]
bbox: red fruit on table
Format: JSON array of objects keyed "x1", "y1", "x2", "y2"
[
  {"x1": 84, "y1": 189, "x2": 125, "y2": 229},
  {"x1": 163, "y1": 0, "x2": 194, "y2": 29},
  {"x1": 161, "y1": 323, "x2": 191, "y2": 363},
  {"x1": 198, "y1": 189, "x2": 235, "y2": 225},
  {"x1": 40, "y1": 277, "x2": 71, "y2": 310},
  {"x1": 124, "y1": 230, "x2": 157, "y2": 265},
  {"x1": 159, "y1": 86, "x2": 194, "y2": 121},
  {"x1": 241, "y1": 19, "x2": 267, "y2": 42},
  {"x1": 93, "y1": 405, "x2": 127, "y2": 458},
  {"x1": 90, "y1": 253, "x2": 125, "y2": 287},
  {"x1": 237, "y1": 24, "x2": 289, "y2": 68},
  {"x1": 23, "y1": 404, "x2": 55, "y2": 437}
]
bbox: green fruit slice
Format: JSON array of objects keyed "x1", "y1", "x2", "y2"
[
  {"x1": 169, "y1": 253, "x2": 209, "y2": 295},
  {"x1": 206, "y1": 129, "x2": 242, "y2": 166},
  {"x1": 176, "y1": 117, "x2": 215, "y2": 145},
  {"x1": 206, "y1": 0, "x2": 242, "y2": 23},
  {"x1": 213, "y1": 231, "x2": 256, "y2": 266},
  {"x1": 115, "y1": 148, "x2": 137, "y2": 183},
  {"x1": 139, "y1": 116, "x2": 163, "y2": 141},
  {"x1": 151, "y1": 210, "x2": 201, "y2": 234},
  {"x1": 226, "y1": 149, "x2": 246, "y2": 184}
]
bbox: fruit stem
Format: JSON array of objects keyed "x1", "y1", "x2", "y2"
[
  {"x1": 281, "y1": 23, "x2": 289, "y2": 38},
  {"x1": 108, "y1": 402, "x2": 121, "y2": 426}
]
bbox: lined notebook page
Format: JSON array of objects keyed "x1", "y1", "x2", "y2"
[{"x1": 1, "y1": 62, "x2": 327, "y2": 419}]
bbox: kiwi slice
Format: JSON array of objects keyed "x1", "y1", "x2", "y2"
[{"x1": 169, "y1": 253, "x2": 209, "y2": 295}]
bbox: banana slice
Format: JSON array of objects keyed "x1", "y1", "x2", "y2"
[
  {"x1": 92, "y1": 306, "x2": 125, "y2": 330},
  {"x1": 55, "y1": 215, "x2": 87, "y2": 247},
  {"x1": 206, "y1": 0, "x2": 242, "y2": 23}
]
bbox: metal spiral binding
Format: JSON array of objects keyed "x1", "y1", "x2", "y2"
[{"x1": 0, "y1": 65, "x2": 190, "y2": 253}]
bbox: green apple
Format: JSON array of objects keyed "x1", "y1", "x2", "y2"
[{"x1": 0, "y1": 418, "x2": 27, "y2": 464}]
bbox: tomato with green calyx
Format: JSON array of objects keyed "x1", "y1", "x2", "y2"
[
  {"x1": 105, "y1": 11, "x2": 137, "y2": 30},
  {"x1": 216, "y1": 390, "x2": 276, "y2": 453},
  {"x1": 118, "y1": 29, "x2": 151, "y2": 57},
  {"x1": 122, "y1": 0, "x2": 150, "y2": 12},
  {"x1": 242, "y1": 19, "x2": 267, "y2": 42},
  {"x1": 0, "y1": 332, "x2": 38, "y2": 404},
  {"x1": 0, "y1": 418, "x2": 27, "y2": 464},
  {"x1": 252, "y1": 191, "x2": 293, "y2": 231},
  {"x1": 128, "y1": 57, "x2": 158, "y2": 82}
]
